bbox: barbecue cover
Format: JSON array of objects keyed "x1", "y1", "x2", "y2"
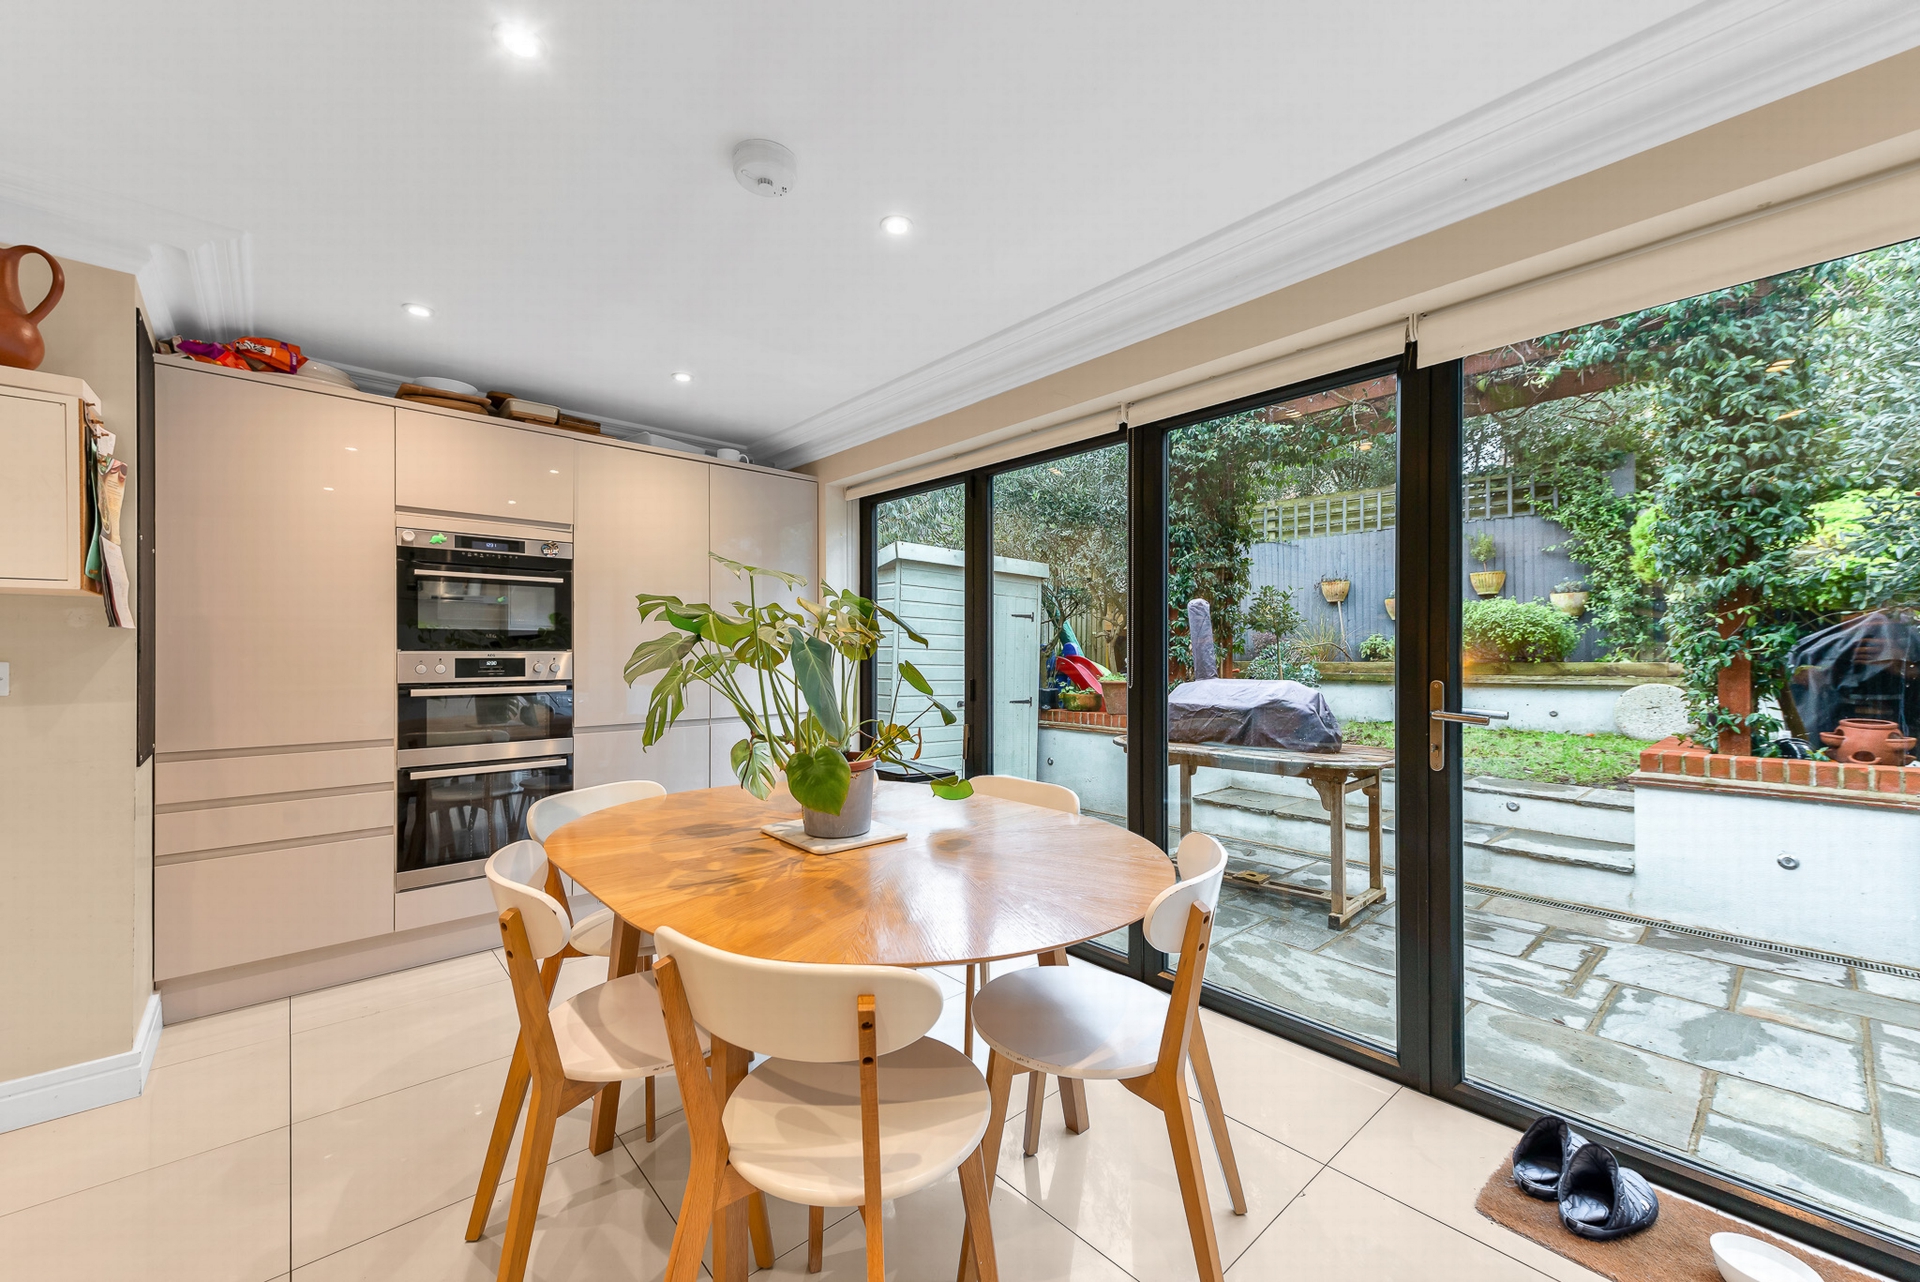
[
  {"x1": 1167, "y1": 678, "x2": 1343, "y2": 751},
  {"x1": 1787, "y1": 610, "x2": 1920, "y2": 744}
]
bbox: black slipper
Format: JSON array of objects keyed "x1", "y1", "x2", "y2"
[
  {"x1": 1511, "y1": 1115, "x2": 1588, "y2": 1200},
  {"x1": 1558, "y1": 1143, "x2": 1659, "y2": 1240}
]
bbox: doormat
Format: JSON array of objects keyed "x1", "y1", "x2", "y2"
[{"x1": 1475, "y1": 1162, "x2": 1882, "y2": 1282}]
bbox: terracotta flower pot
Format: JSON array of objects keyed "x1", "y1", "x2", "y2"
[
  {"x1": 1550, "y1": 590, "x2": 1590, "y2": 617},
  {"x1": 1470, "y1": 570, "x2": 1506, "y2": 598},
  {"x1": 1319, "y1": 579, "x2": 1350, "y2": 604},
  {"x1": 1819, "y1": 718, "x2": 1918, "y2": 766},
  {"x1": 1383, "y1": 597, "x2": 1396, "y2": 621},
  {"x1": 1098, "y1": 675, "x2": 1128, "y2": 713}
]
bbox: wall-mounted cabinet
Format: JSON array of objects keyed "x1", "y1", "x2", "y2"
[
  {"x1": 0, "y1": 369, "x2": 96, "y2": 594},
  {"x1": 395, "y1": 409, "x2": 575, "y2": 525}
]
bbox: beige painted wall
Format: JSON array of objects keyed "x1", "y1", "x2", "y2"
[
  {"x1": 0, "y1": 252, "x2": 150, "y2": 1079},
  {"x1": 801, "y1": 47, "x2": 1920, "y2": 490}
]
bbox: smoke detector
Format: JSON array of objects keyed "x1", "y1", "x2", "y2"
[{"x1": 732, "y1": 139, "x2": 796, "y2": 198}]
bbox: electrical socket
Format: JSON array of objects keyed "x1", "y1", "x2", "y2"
[{"x1": 0, "y1": 662, "x2": 9, "y2": 695}]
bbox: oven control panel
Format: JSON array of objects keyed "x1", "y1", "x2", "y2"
[{"x1": 398, "y1": 651, "x2": 572, "y2": 684}]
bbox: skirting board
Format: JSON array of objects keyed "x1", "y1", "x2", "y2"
[{"x1": 0, "y1": 994, "x2": 163, "y2": 1135}]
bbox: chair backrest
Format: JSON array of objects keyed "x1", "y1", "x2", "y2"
[
  {"x1": 485, "y1": 839, "x2": 572, "y2": 960},
  {"x1": 654, "y1": 926, "x2": 945, "y2": 1062},
  {"x1": 1143, "y1": 831, "x2": 1229, "y2": 953},
  {"x1": 526, "y1": 778, "x2": 667, "y2": 844},
  {"x1": 967, "y1": 774, "x2": 1081, "y2": 815}
]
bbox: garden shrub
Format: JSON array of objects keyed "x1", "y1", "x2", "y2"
[
  {"x1": 1244, "y1": 643, "x2": 1321, "y2": 686},
  {"x1": 1462, "y1": 598, "x2": 1581, "y2": 663},
  {"x1": 1358, "y1": 633, "x2": 1394, "y2": 661}
]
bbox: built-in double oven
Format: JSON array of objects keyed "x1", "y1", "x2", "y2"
[{"x1": 395, "y1": 525, "x2": 575, "y2": 889}]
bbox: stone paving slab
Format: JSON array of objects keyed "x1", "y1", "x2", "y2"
[
  {"x1": 1315, "y1": 921, "x2": 1396, "y2": 977},
  {"x1": 1596, "y1": 987, "x2": 1868, "y2": 1111},
  {"x1": 1878, "y1": 1081, "x2": 1920, "y2": 1179},
  {"x1": 1708, "y1": 1076, "x2": 1876, "y2": 1161},
  {"x1": 1587, "y1": 941, "x2": 1736, "y2": 1007},
  {"x1": 1741, "y1": 971, "x2": 1920, "y2": 1032},
  {"x1": 1733, "y1": 986, "x2": 1864, "y2": 1042},
  {"x1": 1861, "y1": 970, "x2": 1920, "y2": 1005},
  {"x1": 1210, "y1": 924, "x2": 1396, "y2": 1046},
  {"x1": 1464, "y1": 971, "x2": 1602, "y2": 1028},
  {"x1": 1640, "y1": 927, "x2": 1851, "y2": 986},
  {"x1": 1474, "y1": 895, "x2": 1645, "y2": 943},
  {"x1": 1874, "y1": 1022, "x2": 1920, "y2": 1092},
  {"x1": 1465, "y1": 946, "x2": 1576, "y2": 989},
  {"x1": 1463, "y1": 916, "x2": 1541, "y2": 957},
  {"x1": 1527, "y1": 939, "x2": 1601, "y2": 971},
  {"x1": 1697, "y1": 1115, "x2": 1920, "y2": 1241},
  {"x1": 1463, "y1": 1004, "x2": 1705, "y2": 1151}
]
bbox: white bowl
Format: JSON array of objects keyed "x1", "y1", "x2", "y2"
[
  {"x1": 1711, "y1": 1233, "x2": 1820, "y2": 1282},
  {"x1": 411, "y1": 376, "x2": 481, "y2": 395}
]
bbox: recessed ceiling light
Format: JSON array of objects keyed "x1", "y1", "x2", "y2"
[
  {"x1": 548, "y1": 469, "x2": 559, "y2": 474},
  {"x1": 880, "y1": 214, "x2": 913, "y2": 236},
  {"x1": 494, "y1": 21, "x2": 542, "y2": 59},
  {"x1": 672, "y1": 371, "x2": 693, "y2": 384},
  {"x1": 403, "y1": 303, "x2": 432, "y2": 318},
  {"x1": 345, "y1": 446, "x2": 357, "y2": 452}
]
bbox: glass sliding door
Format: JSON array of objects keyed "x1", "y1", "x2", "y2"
[
  {"x1": 872, "y1": 484, "x2": 968, "y2": 777},
  {"x1": 1452, "y1": 236, "x2": 1920, "y2": 1248},
  {"x1": 1163, "y1": 369, "x2": 1403, "y2": 1050},
  {"x1": 990, "y1": 439, "x2": 1131, "y2": 951}
]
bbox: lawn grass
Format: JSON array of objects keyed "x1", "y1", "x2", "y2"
[{"x1": 1339, "y1": 720, "x2": 1644, "y2": 788}]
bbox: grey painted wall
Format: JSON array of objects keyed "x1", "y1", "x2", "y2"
[{"x1": 1245, "y1": 513, "x2": 1604, "y2": 661}]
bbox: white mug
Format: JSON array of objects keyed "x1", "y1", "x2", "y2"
[{"x1": 715, "y1": 448, "x2": 743, "y2": 462}]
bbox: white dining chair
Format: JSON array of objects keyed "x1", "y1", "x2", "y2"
[
  {"x1": 959, "y1": 774, "x2": 1082, "y2": 1055},
  {"x1": 525, "y1": 778, "x2": 667, "y2": 958},
  {"x1": 466, "y1": 839, "x2": 721, "y2": 1282},
  {"x1": 966, "y1": 831, "x2": 1245, "y2": 1282},
  {"x1": 653, "y1": 925, "x2": 1000, "y2": 1282}
]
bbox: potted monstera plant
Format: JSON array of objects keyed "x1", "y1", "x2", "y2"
[{"x1": 625, "y1": 555, "x2": 971, "y2": 839}]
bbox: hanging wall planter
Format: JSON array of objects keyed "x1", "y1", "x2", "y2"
[
  {"x1": 1384, "y1": 596, "x2": 1397, "y2": 621},
  {"x1": 1550, "y1": 590, "x2": 1590, "y2": 617},
  {"x1": 1319, "y1": 578, "x2": 1350, "y2": 604},
  {"x1": 1470, "y1": 570, "x2": 1507, "y2": 597}
]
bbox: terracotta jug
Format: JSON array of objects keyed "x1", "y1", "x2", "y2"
[
  {"x1": 0, "y1": 245, "x2": 65, "y2": 371},
  {"x1": 1820, "y1": 717, "x2": 1917, "y2": 765}
]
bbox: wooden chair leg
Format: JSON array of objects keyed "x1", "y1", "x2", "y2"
[
  {"x1": 466, "y1": 1036, "x2": 532, "y2": 1240},
  {"x1": 1022, "y1": 1070, "x2": 1047, "y2": 1156},
  {"x1": 1038, "y1": 950, "x2": 1090, "y2": 1134},
  {"x1": 1162, "y1": 1089, "x2": 1226, "y2": 1282},
  {"x1": 498, "y1": 1080, "x2": 561, "y2": 1282},
  {"x1": 808, "y1": 1204, "x2": 825, "y2": 1273},
  {"x1": 644, "y1": 1075, "x2": 657, "y2": 1143},
  {"x1": 956, "y1": 1143, "x2": 1000, "y2": 1282},
  {"x1": 964, "y1": 963, "x2": 979, "y2": 1058},
  {"x1": 959, "y1": 1053, "x2": 1016, "y2": 1282},
  {"x1": 1188, "y1": 1021, "x2": 1246, "y2": 1215},
  {"x1": 588, "y1": 1080, "x2": 621, "y2": 1154},
  {"x1": 747, "y1": 1190, "x2": 775, "y2": 1269}
]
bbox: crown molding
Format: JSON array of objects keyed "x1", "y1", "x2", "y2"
[
  {"x1": 0, "y1": 163, "x2": 253, "y2": 342},
  {"x1": 760, "y1": 0, "x2": 1920, "y2": 468}
]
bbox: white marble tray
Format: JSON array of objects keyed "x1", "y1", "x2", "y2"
[{"x1": 760, "y1": 820, "x2": 907, "y2": 855}]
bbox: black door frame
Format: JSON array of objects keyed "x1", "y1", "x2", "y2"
[{"x1": 857, "y1": 351, "x2": 1920, "y2": 1280}]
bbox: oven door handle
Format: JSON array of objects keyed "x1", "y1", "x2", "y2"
[
  {"x1": 407, "y1": 756, "x2": 568, "y2": 782},
  {"x1": 407, "y1": 684, "x2": 570, "y2": 697},
  {"x1": 412, "y1": 568, "x2": 566, "y2": 585}
]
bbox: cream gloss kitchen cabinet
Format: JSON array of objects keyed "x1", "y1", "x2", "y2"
[
  {"x1": 572, "y1": 444, "x2": 713, "y2": 789},
  {"x1": 394, "y1": 407, "x2": 574, "y2": 525},
  {"x1": 153, "y1": 364, "x2": 397, "y2": 980},
  {"x1": 706, "y1": 466, "x2": 817, "y2": 731}
]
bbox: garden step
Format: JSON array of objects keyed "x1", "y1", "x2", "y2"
[
  {"x1": 1466, "y1": 775, "x2": 1635, "y2": 812},
  {"x1": 1192, "y1": 786, "x2": 1636, "y2": 874}
]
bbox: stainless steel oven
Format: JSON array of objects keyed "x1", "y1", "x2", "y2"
[
  {"x1": 397, "y1": 526, "x2": 572, "y2": 653},
  {"x1": 396, "y1": 651, "x2": 573, "y2": 889}
]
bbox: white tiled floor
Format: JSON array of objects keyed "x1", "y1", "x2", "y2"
[{"x1": 0, "y1": 947, "x2": 1843, "y2": 1281}]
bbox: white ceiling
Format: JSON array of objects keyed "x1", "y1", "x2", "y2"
[{"x1": 3, "y1": 2, "x2": 1915, "y2": 462}]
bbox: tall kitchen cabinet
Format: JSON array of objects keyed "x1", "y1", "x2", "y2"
[
  {"x1": 705, "y1": 467, "x2": 818, "y2": 785},
  {"x1": 152, "y1": 366, "x2": 397, "y2": 981},
  {"x1": 573, "y1": 447, "x2": 712, "y2": 792}
]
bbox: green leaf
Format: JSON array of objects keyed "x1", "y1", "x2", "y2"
[
  {"x1": 709, "y1": 553, "x2": 809, "y2": 591},
  {"x1": 929, "y1": 776, "x2": 974, "y2": 800},
  {"x1": 729, "y1": 737, "x2": 776, "y2": 800},
  {"x1": 928, "y1": 697, "x2": 956, "y2": 727},
  {"x1": 623, "y1": 632, "x2": 696, "y2": 683},
  {"x1": 788, "y1": 627, "x2": 846, "y2": 743},
  {"x1": 785, "y1": 744, "x2": 852, "y2": 814},
  {"x1": 896, "y1": 658, "x2": 934, "y2": 697},
  {"x1": 874, "y1": 604, "x2": 928, "y2": 647}
]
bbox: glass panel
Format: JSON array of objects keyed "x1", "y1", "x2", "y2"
[
  {"x1": 873, "y1": 486, "x2": 967, "y2": 778},
  {"x1": 397, "y1": 759, "x2": 570, "y2": 876},
  {"x1": 1166, "y1": 373, "x2": 1400, "y2": 1049},
  {"x1": 403, "y1": 570, "x2": 566, "y2": 648},
  {"x1": 990, "y1": 442, "x2": 1131, "y2": 951},
  {"x1": 1458, "y1": 237, "x2": 1920, "y2": 1244},
  {"x1": 398, "y1": 689, "x2": 573, "y2": 751}
]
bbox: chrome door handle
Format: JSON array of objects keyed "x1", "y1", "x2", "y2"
[
  {"x1": 1008, "y1": 697, "x2": 1033, "y2": 706},
  {"x1": 412, "y1": 568, "x2": 565, "y2": 585},
  {"x1": 1428, "y1": 679, "x2": 1508, "y2": 771}
]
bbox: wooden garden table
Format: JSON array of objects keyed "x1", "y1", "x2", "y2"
[{"x1": 542, "y1": 779, "x2": 1174, "y2": 1279}]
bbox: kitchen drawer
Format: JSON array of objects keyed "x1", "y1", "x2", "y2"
[
  {"x1": 395, "y1": 878, "x2": 498, "y2": 933},
  {"x1": 156, "y1": 787, "x2": 393, "y2": 857},
  {"x1": 156, "y1": 746, "x2": 394, "y2": 806},
  {"x1": 154, "y1": 835, "x2": 395, "y2": 979}
]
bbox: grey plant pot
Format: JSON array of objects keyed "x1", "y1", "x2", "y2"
[{"x1": 801, "y1": 762, "x2": 877, "y2": 839}]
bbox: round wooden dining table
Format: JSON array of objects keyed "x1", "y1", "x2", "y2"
[{"x1": 543, "y1": 778, "x2": 1174, "y2": 1221}]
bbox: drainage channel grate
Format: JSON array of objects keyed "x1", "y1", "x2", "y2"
[{"x1": 1467, "y1": 884, "x2": 1920, "y2": 981}]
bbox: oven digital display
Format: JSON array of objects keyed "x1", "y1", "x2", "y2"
[
  {"x1": 455, "y1": 536, "x2": 525, "y2": 554},
  {"x1": 454, "y1": 656, "x2": 525, "y2": 680}
]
